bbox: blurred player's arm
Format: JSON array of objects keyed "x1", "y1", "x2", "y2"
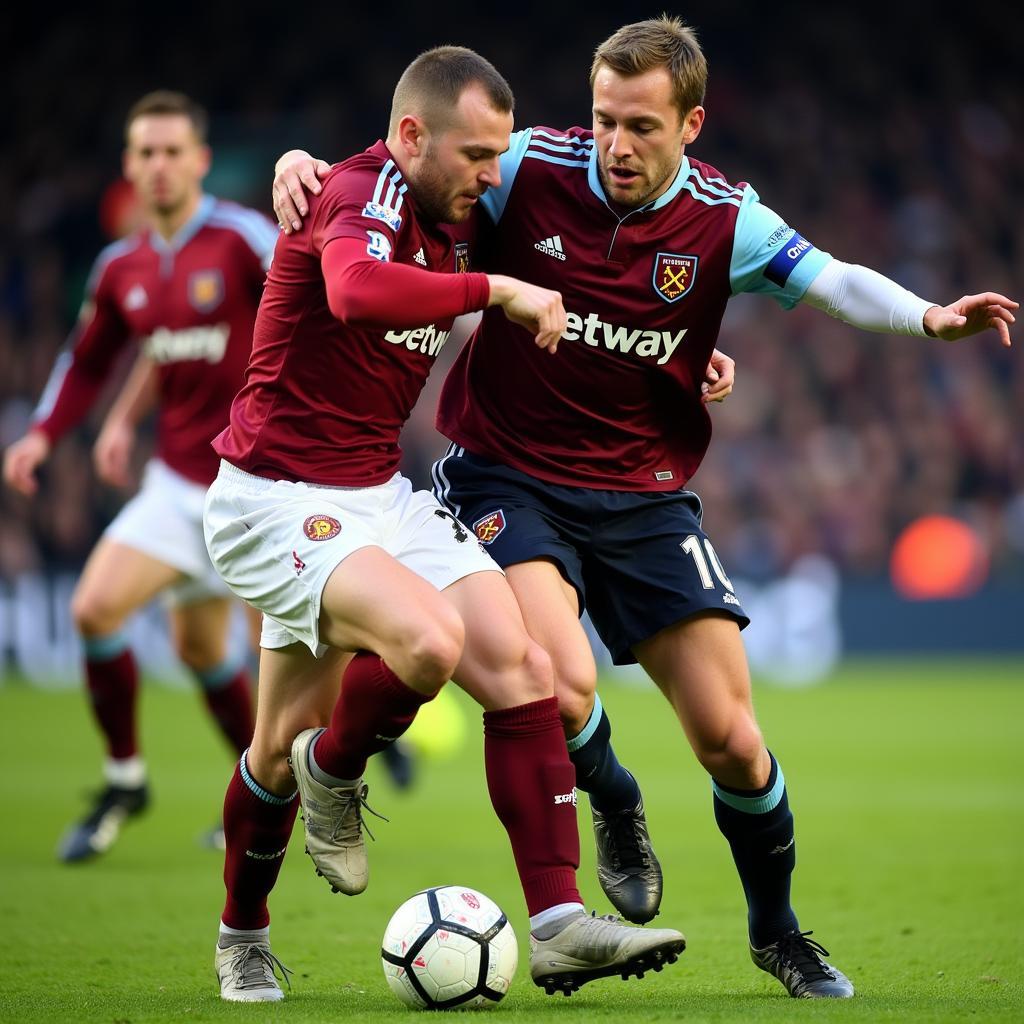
[
  {"x1": 93, "y1": 351, "x2": 158, "y2": 487},
  {"x1": 802, "y1": 261, "x2": 1016, "y2": 347},
  {"x1": 3, "y1": 270, "x2": 132, "y2": 496}
]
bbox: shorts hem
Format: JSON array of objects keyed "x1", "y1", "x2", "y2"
[{"x1": 609, "y1": 605, "x2": 750, "y2": 666}]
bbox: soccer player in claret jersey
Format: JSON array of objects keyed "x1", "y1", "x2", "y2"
[
  {"x1": 204, "y1": 46, "x2": 684, "y2": 1003},
  {"x1": 276, "y1": 17, "x2": 1016, "y2": 1001},
  {"x1": 3, "y1": 91, "x2": 276, "y2": 863}
]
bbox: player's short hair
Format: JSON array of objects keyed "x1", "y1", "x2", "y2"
[
  {"x1": 124, "y1": 90, "x2": 209, "y2": 144},
  {"x1": 389, "y1": 46, "x2": 513, "y2": 136},
  {"x1": 591, "y1": 16, "x2": 707, "y2": 118}
]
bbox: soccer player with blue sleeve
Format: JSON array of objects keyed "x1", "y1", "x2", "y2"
[{"x1": 273, "y1": 18, "x2": 1015, "y2": 1001}]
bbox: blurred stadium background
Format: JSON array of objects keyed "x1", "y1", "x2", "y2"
[
  {"x1": 1, "y1": 6, "x2": 1021, "y2": 1022},
  {"x1": 1, "y1": 4, "x2": 1021, "y2": 684}
]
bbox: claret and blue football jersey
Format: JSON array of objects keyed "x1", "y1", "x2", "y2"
[{"x1": 436, "y1": 126, "x2": 831, "y2": 490}]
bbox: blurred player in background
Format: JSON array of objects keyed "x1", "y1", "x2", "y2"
[
  {"x1": 277, "y1": 15, "x2": 1016, "y2": 1000},
  {"x1": 205, "y1": 45, "x2": 685, "y2": 1003},
  {"x1": 2, "y1": 91, "x2": 277, "y2": 863}
]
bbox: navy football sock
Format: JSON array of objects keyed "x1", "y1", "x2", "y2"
[
  {"x1": 566, "y1": 695, "x2": 641, "y2": 814},
  {"x1": 713, "y1": 752, "x2": 799, "y2": 948}
]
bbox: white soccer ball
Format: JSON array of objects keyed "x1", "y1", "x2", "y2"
[{"x1": 381, "y1": 885, "x2": 518, "y2": 1009}]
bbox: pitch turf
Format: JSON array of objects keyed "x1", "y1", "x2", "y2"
[{"x1": 1, "y1": 660, "x2": 1022, "y2": 1023}]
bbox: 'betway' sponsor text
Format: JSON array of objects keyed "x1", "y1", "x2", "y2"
[
  {"x1": 562, "y1": 311, "x2": 685, "y2": 366},
  {"x1": 384, "y1": 324, "x2": 451, "y2": 357}
]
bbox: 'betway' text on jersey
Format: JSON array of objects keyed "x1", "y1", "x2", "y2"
[
  {"x1": 437, "y1": 126, "x2": 831, "y2": 490},
  {"x1": 561, "y1": 311, "x2": 685, "y2": 366},
  {"x1": 384, "y1": 323, "x2": 451, "y2": 356}
]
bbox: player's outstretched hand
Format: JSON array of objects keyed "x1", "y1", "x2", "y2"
[
  {"x1": 487, "y1": 276, "x2": 566, "y2": 353},
  {"x1": 93, "y1": 419, "x2": 135, "y2": 488},
  {"x1": 702, "y1": 348, "x2": 735, "y2": 404},
  {"x1": 273, "y1": 150, "x2": 331, "y2": 234},
  {"x1": 924, "y1": 292, "x2": 1017, "y2": 347},
  {"x1": 3, "y1": 431, "x2": 51, "y2": 497}
]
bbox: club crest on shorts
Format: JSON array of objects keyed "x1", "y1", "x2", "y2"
[
  {"x1": 652, "y1": 252, "x2": 698, "y2": 304},
  {"x1": 303, "y1": 514, "x2": 341, "y2": 541},
  {"x1": 472, "y1": 509, "x2": 505, "y2": 544},
  {"x1": 188, "y1": 269, "x2": 224, "y2": 312},
  {"x1": 454, "y1": 242, "x2": 470, "y2": 273}
]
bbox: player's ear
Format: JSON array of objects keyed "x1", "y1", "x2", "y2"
[
  {"x1": 681, "y1": 106, "x2": 704, "y2": 146},
  {"x1": 196, "y1": 144, "x2": 212, "y2": 181},
  {"x1": 396, "y1": 114, "x2": 426, "y2": 158}
]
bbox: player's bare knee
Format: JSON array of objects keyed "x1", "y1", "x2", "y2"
[
  {"x1": 405, "y1": 615, "x2": 464, "y2": 690},
  {"x1": 70, "y1": 587, "x2": 122, "y2": 638},
  {"x1": 518, "y1": 640, "x2": 555, "y2": 702},
  {"x1": 696, "y1": 719, "x2": 765, "y2": 784},
  {"x1": 174, "y1": 636, "x2": 225, "y2": 672},
  {"x1": 552, "y1": 662, "x2": 597, "y2": 733}
]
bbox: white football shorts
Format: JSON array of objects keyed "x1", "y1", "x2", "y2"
[
  {"x1": 104, "y1": 458, "x2": 230, "y2": 606},
  {"x1": 204, "y1": 460, "x2": 500, "y2": 656}
]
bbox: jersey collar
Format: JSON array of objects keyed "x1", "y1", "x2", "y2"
[
  {"x1": 149, "y1": 193, "x2": 216, "y2": 254},
  {"x1": 587, "y1": 148, "x2": 692, "y2": 215}
]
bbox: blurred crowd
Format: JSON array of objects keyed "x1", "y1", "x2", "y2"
[{"x1": 2, "y1": 4, "x2": 1021, "y2": 587}]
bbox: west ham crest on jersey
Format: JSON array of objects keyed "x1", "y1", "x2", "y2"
[
  {"x1": 454, "y1": 242, "x2": 470, "y2": 273},
  {"x1": 652, "y1": 253, "x2": 698, "y2": 304},
  {"x1": 188, "y1": 269, "x2": 224, "y2": 312},
  {"x1": 472, "y1": 509, "x2": 505, "y2": 544}
]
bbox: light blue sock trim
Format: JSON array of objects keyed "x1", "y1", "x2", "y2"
[
  {"x1": 239, "y1": 751, "x2": 296, "y2": 806},
  {"x1": 82, "y1": 631, "x2": 130, "y2": 661},
  {"x1": 196, "y1": 658, "x2": 243, "y2": 691},
  {"x1": 566, "y1": 693, "x2": 604, "y2": 753},
  {"x1": 712, "y1": 761, "x2": 786, "y2": 815}
]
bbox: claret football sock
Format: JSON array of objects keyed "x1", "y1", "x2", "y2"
[
  {"x1": 712, "y1": 751, "x2": 800, "y2": 948},
  {"x1": 222, "y1": 752, "x2": 298, "y2": 930},
  {"x1": 194, "y1": 659, "x2": 256, "y2": 756},
  {"x1": 83, "y1": 632, "x2": 139, "y2": 760},
  {"x1": 483, "y1": 697, "x2": 582, "y2": 915},
  {"x1": 311, "y1": 652, "x2": 432, "y2": 782},
  {"x1": 566, "y1": 695, "x2": 641, "y2": 813}
]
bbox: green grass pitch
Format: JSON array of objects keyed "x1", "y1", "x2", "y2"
[{"x1": 1, "y1": 660, "x2": 1022, "y2": 1022}]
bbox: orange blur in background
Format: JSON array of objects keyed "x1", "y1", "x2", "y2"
[{"x1": 890, "y1": 515, "x2": 990, "y2": 600}]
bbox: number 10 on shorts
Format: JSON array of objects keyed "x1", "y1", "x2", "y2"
[{"x1": 680, "y1": 535, "x2": 734, "y2": 592}]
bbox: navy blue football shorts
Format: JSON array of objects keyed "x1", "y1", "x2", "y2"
[{"x1": 432, "y1": 444, "x2": 749, "y2": 665}]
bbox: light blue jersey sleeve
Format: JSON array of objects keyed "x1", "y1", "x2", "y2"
[
  {"x1": 479, "y1": 129, "x2": 534, "y2": 224},
  {"x1": 729, "y1": 185, "x2": 832, "y2": 309}
]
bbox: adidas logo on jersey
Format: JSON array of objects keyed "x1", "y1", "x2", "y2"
[
  {"x1": 534, "y1": 235, "x2": 566, "y2": 261},
  {"x1": 413, "y1": 248, "x2": 426, "y2": 266}
]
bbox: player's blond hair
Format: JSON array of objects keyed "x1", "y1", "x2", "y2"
[
  {"x1": 591, "y1": 16, "x2": 707, "y2": 119},
  {"x1": 124, "y1": 91, "x2": 209, "y2": 144},
  {"x1": 389, "y1": 46, "x2": 514, "y2": 136}
]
